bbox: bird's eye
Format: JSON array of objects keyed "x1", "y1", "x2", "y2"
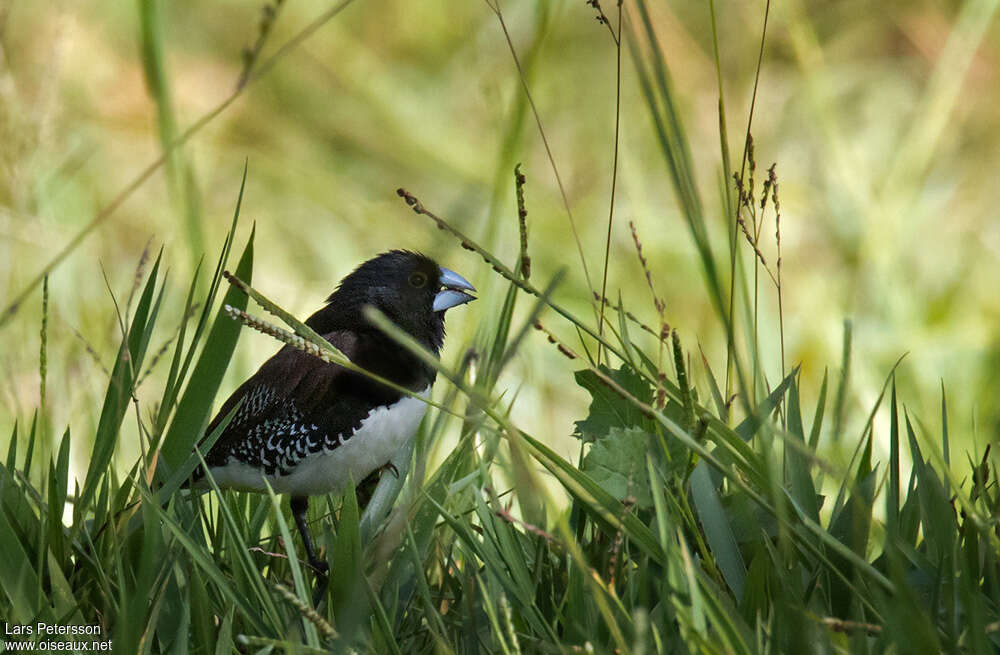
[{"x1": 409, "y1": 272, "x2": 428, "y2": 288}]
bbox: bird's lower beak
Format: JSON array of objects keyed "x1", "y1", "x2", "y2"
[{"x1": 434, "y1": 267, "x2": 476, "y2": 312}]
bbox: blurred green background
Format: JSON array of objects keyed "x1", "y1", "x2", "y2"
[{"x1": 1, "y1": 0, "x2": 997, "y2": 472}]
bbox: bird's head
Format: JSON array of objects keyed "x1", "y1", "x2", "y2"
[{"x1": 311, "y1": 250, "x2": 476, "y2": 350}]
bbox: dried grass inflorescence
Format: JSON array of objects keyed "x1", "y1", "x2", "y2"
[
  {"x1": 733, "y1": 132, "x2": 787, "y2": 391},
  {"x1": 592, "y1": 291, "x2": 662, "y2": 341},
  {"x1": 586, "y1": 0, "x2": 620, "y2": 44},
  {"x1": 514, "y1": 164, "x2": 531, "y2": 281},
  {"x1": 397, "y1": 188, "x2": 531, "y2": 293},
  {"x1": 238, "y1": 0, "x2": 287, "y2": 90},
  {"x1": 125, "y1": 238, "x2": 154, "y2": 321},
  {"x1": 608, "y1": 488, "x2": 636, "y2": 587},
  {"x1": 39, "y1": 275, "x2": 49, "y2": 412},
  {"x1": 72, "y1": 327, "x2": 110, "y2": 377},
  {"x1": 769, "y1": 163, "x2": 782, "y2": 272},
  {"x1": 733, "y1": 133, "x2": 779, "y2": 288},
  {"x1": 272, "y1": 582, "x2": 337, "y2": 639},
  {"x1": 628, "y1": 220, "x2": 666, "y2": 318},
  {"x1": 493, "y1": 503, "x2": 556, "y2": 543},
  {"x1": 532, "y1": 321, "x2": 577, "y2": 361},
  {"x1": 628, "y1": 219, "x2": 671, "y2": 405},
  {"x1": 223, "y1": 304, "x2": 332, "y2": 363}
]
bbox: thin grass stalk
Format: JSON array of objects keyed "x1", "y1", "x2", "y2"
[
  {"x1": 725, "y1": 0, "x2": 771, "y2": 414},
  {"x1": 750, "y1": 141, "x2": 760, "y2": 404},
  {"x1": 514, "y1": 164, "x2": 530, "y2": 281},
  {"x1": 154, "y1": 168, "x2": 246, "y2": 450},
  {"x1": 137, "y1": 301, "x2": 201, "y2": 387},
  {"x1": 39, "y1": 275, "x2": 48, "y2": 428},
  {"x1": 124, "y1": 238, "x2": 152, "y2": 326},
  {"x1": 709, "y1": 0, "x2": 737, "y2": 423},
  {"x1": 771, "y1": 165, "x2": 786, "y2": 400},
  {"x1": 626, "y1": 220, "x2": 669, "y2": 404},
  {"x1": 832, "y1": 320, "x2": 852, "y2": 441},
  {"x1": 593, "y1": 291, "x2": 665, "y2": 348},
  {"x1": 597, "y1": 0, "x2": 624, "y2": 366},
  {"x1": 237, "y1": 0, "x2": 287, "y2": 90}
]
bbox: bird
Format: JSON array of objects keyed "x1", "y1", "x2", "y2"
[{"x1": 190, "y1": 250, "x2": 476, "y2": 574}]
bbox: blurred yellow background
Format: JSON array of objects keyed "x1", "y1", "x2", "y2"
[{"x1": 1, "y1": 0, "x2": 997, "y2": 471}]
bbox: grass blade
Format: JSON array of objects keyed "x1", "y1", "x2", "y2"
[{"x1": 159, "y1": 226, "x2": 254, "y2": 471}]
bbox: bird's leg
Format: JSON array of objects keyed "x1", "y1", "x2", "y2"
[{"x1": 290, "y1": 496, "x2": 328, "y2": 574}]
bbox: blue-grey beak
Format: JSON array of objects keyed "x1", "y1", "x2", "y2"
[{"x1": 434, "y1": 267, "x2": 476, "y2": 312}]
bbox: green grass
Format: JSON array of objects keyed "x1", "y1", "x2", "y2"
[
  {"x1": 1, "y1": 0, "x2": 999, "y2": 653},
  {"x1": 1, "y1": 176, "x2": 997, "y2": 651}
]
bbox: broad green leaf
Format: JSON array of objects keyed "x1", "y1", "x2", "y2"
[
  {"x1": 582, "y1": 427, "x2": 654, "y2": 509},
  {"x1": 574, "y1": 365, "x2": 653, "y2": 442},
  {"x1": 519, "y1": 431, "x2": 666, "y2": 564}
]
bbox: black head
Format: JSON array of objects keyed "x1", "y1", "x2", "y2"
[{"x1": 306, "y1": 250, "x2": 476, "y2": 352}]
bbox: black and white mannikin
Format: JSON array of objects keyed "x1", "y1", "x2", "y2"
[{"x1": 192, "y1": 250, "x2": 475, "y2": 573}]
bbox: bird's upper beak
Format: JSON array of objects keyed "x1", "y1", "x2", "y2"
[{"x1": 434, "y1": 267, "x2": 477, "y2": 312}]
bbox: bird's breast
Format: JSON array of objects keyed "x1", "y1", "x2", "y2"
[{"x1": 267, "y1": 385, "x2": 431, "y2": 497}]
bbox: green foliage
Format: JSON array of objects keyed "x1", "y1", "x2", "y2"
[
  {"x1": 574, "y1": 365, "x2": 654, "y2": 442},
  {"x1": 582, "y1": 426, "x2": 655, "y2": 509},
  {"x1": 1, "y1": 179, "x2": 997, "y2": 655},
  {"x1": 1, "y1": 2, "x2": 998, "y2": 654}
]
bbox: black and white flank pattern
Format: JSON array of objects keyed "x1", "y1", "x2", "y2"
[
  {"x1": 202, "y1": 383, "x2": 430, "y2": 497},
  {"x1": 219, "y1": 384, "x2": 337, "y2": 476}
]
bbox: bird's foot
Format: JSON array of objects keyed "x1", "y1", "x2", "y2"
[
  {"x1": 306, "y1": 557, "x2": 330, "y2": 606},
  {"x1": 311, "y1": 570, "x2": 330, "y2": 606},
  {"x1": 307, "y1": 556, "x2": 329, "y2": 575},
  {"x1": 381, "y1": 462, "x2": 400, "y2": 478}
]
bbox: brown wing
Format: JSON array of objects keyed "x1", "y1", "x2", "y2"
[{"x1": 198, "y1": 330, "x2": 403, "y2": 476}]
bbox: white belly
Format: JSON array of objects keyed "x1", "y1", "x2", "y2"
[{"x1": 207, "y1": 386, "x2": 430, "y2": 496}]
